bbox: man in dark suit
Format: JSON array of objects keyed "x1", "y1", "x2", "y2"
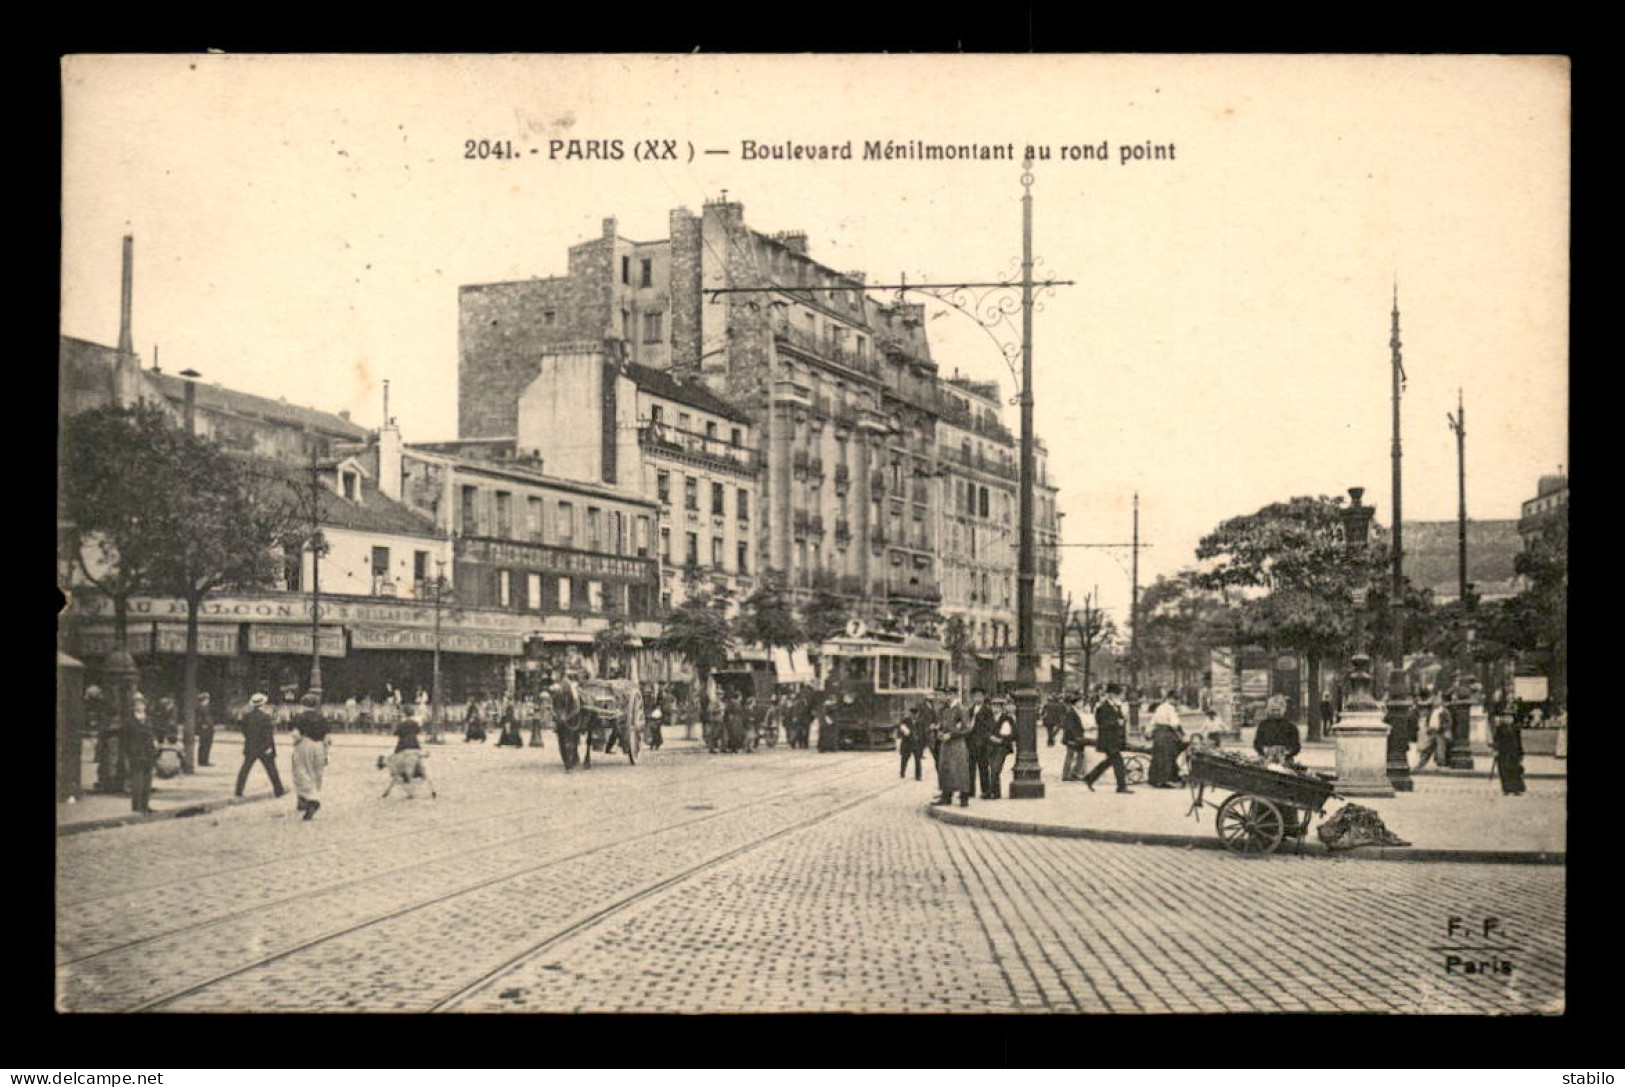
[
  {"x1": 195, "y1": 691, "x2": 217, "y2": 767},
  {"x1": 966, "y1": 687, "x2": 1000, "y2": 800},
  {"x1": 1083, "y1": 684, "x2": 1134, "y2": 793},
  {"x1": 1041, "y1": 693, "x2": 1067, "y2": 747},
  {"x1": 234, "y1": 692, "x2": 287, "y2": 798},
  {"x1": 551, "y1": 674, "x2": 584, "y2": 771}
]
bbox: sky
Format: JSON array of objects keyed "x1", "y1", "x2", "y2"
[{"x1": 60, "y1": 54, "x2": 1570, "y2": 629}]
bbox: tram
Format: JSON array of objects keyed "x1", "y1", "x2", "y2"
[{"x1": 817, "y1": 622, "x2": 951, "y2": 750}]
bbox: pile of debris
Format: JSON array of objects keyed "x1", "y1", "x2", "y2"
[{"x1": 1317, "y1": 803, "x2": 1411, "y2": 850}]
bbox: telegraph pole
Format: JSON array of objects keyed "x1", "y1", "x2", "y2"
[
  {"x1": 1448, "y1": 389, "x2": 1468, "y2": 608},
  {"x1": 307, "y1": 448, "x2": 325, "y2": 702},
  {"x1": 1129, "y1": 492, "x2": 1141, "y2": 730},
  {"x1": 1385, "y1": 286, "x2": 1413, "y2": 790}
]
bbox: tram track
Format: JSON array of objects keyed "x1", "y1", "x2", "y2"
[
  {"x1": 57, "y1": 752, "x2": 869, "y2": 969},
  {"x1": 57, "y1": 742, "x2": 806, "y2": 909},
  {"x1": 429, "y1": 778, "x2": 905, "y2": 1012},
  {"x1": 62, "y1": 758, "x2": 894, "y2": 1011}
]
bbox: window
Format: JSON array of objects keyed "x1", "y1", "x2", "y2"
[
  {"x1": 497, "y1": 570, "x2": 512, "y2": 608},
  {"x1": 588, "y1": 580, "x2": 603, "y2": 611},
  {"x1": 621, "y1": 255, "x2": 631, "y2": 285},
  {"x1": 413, "y1": 550, "x2": 429, "y2": 593},
  {"x1": 657, "y1": 470, "x2": 671, "y2": 504},
  {"x1": 558, "y1": 577, "x2": 573, "y2": 611},
  {"x1": 494, "y1": 491, "x2": 513, "y2": 537},
  {"x1": 661, "y1": 527, "x2": 671, "y2": 562},
  {"x1": 644, "y1": 312, "x2": 663, "y2": 343},
  {"x1": 737, "y1": 540, "x2": 749, "y2": 574},
  {"x1": 528, "y1": 497, "x2": 544, "y2": 542},
  {"x1": 621, "y1": 309, "x2": 631, "y2": 339},
  {"x1": 371, "y1": 546, "x2": 390, "y2": 593},
  {"x1": 649, "y1": 404, "x2": 663, "y2": 426},
  {"x1": 711, "y1": 537, "x2": 724, "y2": 568},
  {"x1": 678, "y1": 412, "x2": 692, "y2": 431},
  {"x1": 636, "y1": 516, "x2": 651, "y2": 557},
  {"x1": 543, "y1": 310, "x2": 556, "y2": 326},
  {"x1": 640, "y1": 258, "x2": 653, "y2": 287},
  {"x1": 283, "y1": 547, "x2": 302, "y2": 592},
  {"x1": 711, "y1": 482, "x2": 725, "y2": 516},
  {"x1": 737, "y1": 488, "x2": 749, "y2": 523},
  {"x1": 526, "y1": 573, "x2": 541, "y2": 611},
  {"x1": 684, "y1": 477, "x2": 699, "y2": 511},
  {"x1": 342, "y1": 471, "x2": 357, "y2": 501},
  {"x1": 460, "y1": 486, "x2": 479, "y2": 534},
  {"x1": 556, "y1": 501, "x2": 574, "y2": 545},
  {"x1": 587, "y1": 507, "x2": 602, "y2": 551},
  {"x1": 705, "y1": 421, "x2": 717, "y2": 440},
  {"x1": 979, "y1": 486, "x2": 990, "y2": 519},
  {"x1": 685, "y1": 531, "x2": 699, "y2": 567},
  {"x1": 730, "y1": 427, "x2": 742, "y2": 447},
  {"x1": 612, "y1": 510, "x2": 625, "y2": 555}
]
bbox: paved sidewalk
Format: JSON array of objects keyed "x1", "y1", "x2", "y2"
[
  {"x1": 928, "y1": 740, "x2": 1566, "y2": 864},
  {"x1": 57, "y1": 730, "x2": 715, "y2": 834}
]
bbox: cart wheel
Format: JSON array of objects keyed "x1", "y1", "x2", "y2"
[
  {"x1": 1123, "y1": 753, "x2": 1150, "y2": 785},
  {"x1": 1216, "y1": 794, "x2": 1286, "y2": 855}
]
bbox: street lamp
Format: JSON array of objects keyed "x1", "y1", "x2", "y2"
[
  {"x1": 1332, "y1": 487, "x2": 1393, "y2": 797},
  {"x1": 429, "y1": 558, "x2": 448, "y2": 744}
]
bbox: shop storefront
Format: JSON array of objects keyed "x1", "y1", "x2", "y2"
[{"x1": 64, "y1": 591, "x2": 531, "y2": 710}]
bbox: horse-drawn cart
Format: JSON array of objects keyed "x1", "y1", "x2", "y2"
[{"x1": 1186, "y1": 748, "x2": 1338, "y2": 855}]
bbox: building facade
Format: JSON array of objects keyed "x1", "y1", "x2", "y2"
[{"x1": 457, "y1": 198, "x2": 1060, "y2": 640}]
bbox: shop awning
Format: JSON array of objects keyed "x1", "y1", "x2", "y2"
[
  {"x1": 351, "y1": 626, "x2": 523, "y2": 656},
  {"x1": 772, "y1": 647, "x2": 815, "y2": 683}
]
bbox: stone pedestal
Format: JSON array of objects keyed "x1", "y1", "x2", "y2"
[
  {"x1": 1333, "y1": 708, "x2": 1395, "y2": 797},
  {"x1": 1469, "y1": 702, "x2": 1492, "y2": 757}
]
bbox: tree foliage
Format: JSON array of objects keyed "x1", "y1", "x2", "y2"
[
  {"x1": 800, "y1": 589, "x2": 851, "y2": 646},
  {"x1": 735, "y1": 574, "x2": 804, "y2": 650},
  {"x1": 60, "y1": 404, "x2": 185, "y2": 640},
  {"x1": 1193, "y1": 495, "x2": 1382, "y2": 661},
  {"x1": 659, "y1": 571, "x2": 737, "y2": 702}
]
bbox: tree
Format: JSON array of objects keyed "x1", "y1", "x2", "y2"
[
  {"x1": 658, "y1": 571, "x2": 737, "y2": 730},
  {"x1": 593, "y1": 615, "x2": 637, "y2": 678},
  {"x1": 942, "y1": 613, "x2": 975, "y2": 680},
  {"x1": 1068, "y1": 598, "x2": 1117, "y2": 695},
  {"x1": 148, "y1": 438, "x2": 286, "y2": 772},
  {"x1": 735, "y1": 573, "x2": 804, "y2": 651},
  {"x1": 1194, "y1": 495, "x2": 1381, "y2": 738},
  {"x1": 60, "y1": 404, "x2": 183, "y2": 648},
  {"x1": 1510, "y1": 514, "x2": 1568, "y2": 702}
]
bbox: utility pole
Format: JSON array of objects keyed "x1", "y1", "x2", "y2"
[
  {"x1": 1008, "y1": 158, "x2": 1044, "y2": 799},
  {"x1": 1385, "y1": 285, "x2": 1413, "y2": 791},
  {"x1": 1447, "y1": 388, "x2": 1468, "y2": 608},
  {"x1": 306, "y1": 447, "x2": 325, "y2": 702},
  {"x1": 1129, "y1": 492, "x2": 1141, "y2": 730},
  {"x1": 430, "y1": 558, "x2": 445, "y2": 744}
]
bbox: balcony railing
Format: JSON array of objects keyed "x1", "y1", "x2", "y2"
[
  {"x1": 940, "y1": 444, "x2": 1019, "y2": 481},
  {"x1": 639, "y1": 424, "x2": 758, "y2": 473},
  {"x1": 889, "y1": 579, "x2": 943, "y2": 603},
  {"x1": 774, "y1": 324, "x2": 878, "y2": 377}
]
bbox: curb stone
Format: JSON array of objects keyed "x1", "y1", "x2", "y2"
[
  {"x1": 925, "y1": 804, "x2": 1565, "y2": 865},
  {"x1": 57, "y1": 791, "x2": 281, "y2": 836}
]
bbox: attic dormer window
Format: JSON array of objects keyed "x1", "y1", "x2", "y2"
[{"x1": 342, "y1": 471, "x2": 357, "y2": 501}]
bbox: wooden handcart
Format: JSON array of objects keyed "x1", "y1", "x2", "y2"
[{"x1": 1186, "y1": 749, "x2": 1338, "y2": 855}]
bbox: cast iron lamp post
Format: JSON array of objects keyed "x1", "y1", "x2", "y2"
[{"x1": 1332, "y1": 487, "x2": 1393, "y2": 796}]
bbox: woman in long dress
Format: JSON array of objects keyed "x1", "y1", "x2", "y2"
[
  {"x1": 932, "y1": 699, "x2": 975, "y2": 807},
  {"x1": 1147, "y1": 689, "x2": 1185, "y2": 787},
  {"x1": 1493, "y1": 712, "x2": 1526, "y2": 796},
  {"x1": 291, "y1": 694, "x2": 331, "y2": 821}
]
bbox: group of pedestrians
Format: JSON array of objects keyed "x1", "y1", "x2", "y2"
[{"x1": 83, "y1": 684, "x2": 216, "y2": 814}]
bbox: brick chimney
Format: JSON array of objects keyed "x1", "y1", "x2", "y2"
[{"x1": 118, "y1": 235, "x2": 134, "y2": 354}]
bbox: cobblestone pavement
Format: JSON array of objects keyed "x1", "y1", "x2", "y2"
[{"x1": 56, "y1": 743, "x2": 1564, "y2": 1014}]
